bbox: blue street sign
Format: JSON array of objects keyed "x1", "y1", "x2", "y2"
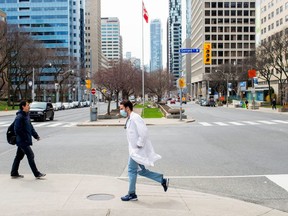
[{"x1": 180, "y1": 48, "x2": 200, "y2": 53}]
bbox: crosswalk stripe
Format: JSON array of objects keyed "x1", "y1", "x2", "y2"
[
  {"x1": 242, "y1": 121, "x2": 260, "y2": 125},
  {"x1": 0, "y1": 121, "x2": 9, "y2": 125},
  {"x1": 63, "y1": 123, "x2": 77, "y2": 127},
  {"x1": 229, "y1": 122, "x2": 245, "y2": 126},
  {"x1": 47, "y1": 123, "x2": 63, "y2": 127},
  {"x1": 1, "y1": 123, "x2": 10, "y2": 127},
  {"x1": 266, "y1": 175, "x2": 288, "y2": 192},
  {"x1": 272, "y1": 120, "x2": 288, "y2": 124},
  {"x1": 257, "y1": 120, "x2": 277, "y2": 125},
  {"x1": 214, "y1": 122, "x2": 228, "y2": 126},
  {"x1": 199, "y1": 122, "x2": 213, "y2": 126},
  {"x1": 33, "y1": 122, "x2": 53, "y2": 127}
]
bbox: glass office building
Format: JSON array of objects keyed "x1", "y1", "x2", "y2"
[
  {"x1": 150, "y1": 19, "x2": 162, "y2": 72},
  {"x1": 1, "y1": 0, "x2": 85, "y2": 100}
]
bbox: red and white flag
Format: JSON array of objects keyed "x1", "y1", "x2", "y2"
[{"x1": 142, "y1": 1, "x2": 149, "y2": 23}]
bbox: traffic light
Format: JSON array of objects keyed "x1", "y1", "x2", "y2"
[
  {"x1": 203, "y1": 42, "x2": 211, "y2": 65},
  {"x1": 85, "y1": 79, "x2": 91, "y2": 89}
]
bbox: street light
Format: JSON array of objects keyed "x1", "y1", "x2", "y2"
[{"x1": 28, "y1": 68, "x2": 35, "y2": 101}]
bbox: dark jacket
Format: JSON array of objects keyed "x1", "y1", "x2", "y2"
[{"x1": 14, "y1": 110, "x2": 39, "y2": 147}]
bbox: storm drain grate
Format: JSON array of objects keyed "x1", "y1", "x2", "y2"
[{"x1": 87, "y1": 194, "x2": 115, "y2": 201}]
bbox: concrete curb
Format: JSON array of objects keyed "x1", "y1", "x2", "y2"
[{"x1": 76, "y1": 118, "x2": 196, "y2": 127}]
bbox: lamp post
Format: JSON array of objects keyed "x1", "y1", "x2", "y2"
[{"x1": 28, "y1": 68, "x2": 35, "y2": 101}]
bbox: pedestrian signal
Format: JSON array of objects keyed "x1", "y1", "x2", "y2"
[
  {"x1": 85, "y1": 79, "x2": 91, "y2": 89},
  {"x1": 203, "y1": 42, "x2": 211, "y2": 65}
]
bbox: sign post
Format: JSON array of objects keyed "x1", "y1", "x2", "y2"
[{"x1": 90, "y1": 88, "x2": 97, "y2": 121}]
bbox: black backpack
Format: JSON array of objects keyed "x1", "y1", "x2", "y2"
[{"x1": 6, "y1": 121, "x2": 16, "y2": 145}]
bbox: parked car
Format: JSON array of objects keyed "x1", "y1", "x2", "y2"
[
  {"x1": 29, "y1": 102, "x2": 54, "y2": 121},
  {"x1": 170, "y1": 99, "x2": 176, "y2": 104},
  {"x1": 199, "y1": 99, "x2": 207, "y2": 106}
]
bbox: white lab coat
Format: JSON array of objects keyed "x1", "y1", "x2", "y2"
[{"x1": 125, "y1": 112, "x2": 161, "y2": 167}]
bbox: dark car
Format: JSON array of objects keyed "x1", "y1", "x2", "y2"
[{"x1": 29, "y1": 102, "x2": 54, "y2": 121}]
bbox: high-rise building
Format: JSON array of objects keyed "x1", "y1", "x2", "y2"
[
  {"x1": 0, "y1": 9, "x2": 6, "y2": 22},
  {"x1": 85, "y1": 0, "x2": 102, "y2": 82},
  {"x1": 150, "y1": 19, "x2": 163, "y2": 72},
  {"x1": 101, "y1": 17, "x2": 122, "y2": 63},
  {"x1": 258, "y1": 0, "x2": 288, "y2": 102},
  {"x1": 126, "y1": 52, "x2": 132, "y2": 59},
  {"x1": 260, "y1": 0, "x2": 288, "y2": 44},
  {"x1": 168, "y1": 0, "x2": 182, "y2": 85},
  {"x1": 1, "y1": 0, "x2": 85, "y2": 101},
  {"x1": 189, "y1": 0, "x2": 256, "y2": 99}
]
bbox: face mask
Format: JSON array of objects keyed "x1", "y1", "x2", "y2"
[{"x1": 120, "y1": 109, "x2": 127, "y2": 117}]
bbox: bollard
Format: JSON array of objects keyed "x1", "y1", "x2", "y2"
[{"x1": 90, "y1": 106, "x2": 97, "y2": 121}]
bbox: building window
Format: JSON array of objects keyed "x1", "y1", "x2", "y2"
[{"x1": 205, "y1": 2, "x2": 210, "y2": 8}]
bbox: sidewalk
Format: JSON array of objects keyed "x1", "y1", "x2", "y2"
[{"x1": 0, "y1": 174, "x2": 287, "y2": 216}]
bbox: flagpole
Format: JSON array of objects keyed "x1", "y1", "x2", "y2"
[{"x1": 142, "y1": 0, "x2": 145, "y2": 107}]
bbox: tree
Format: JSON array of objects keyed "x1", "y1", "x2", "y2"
[
  {"x1": 256, "y1": 31, "x2": 288, "y2": 105},
  {"x1": 93, "y1": 60, "x2": 142, "y2": 115},
  {"x1": 208, "y1": 62, "x2": 247, "y2": 98},
  {"x1": 254, "y1": 44, "x2": 274, "y2": 103},
  {"x1": 146, "y1": 69, "x2": 174, "y2": 102}
]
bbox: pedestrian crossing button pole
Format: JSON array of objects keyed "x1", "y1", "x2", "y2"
[{"x1": 90, "y1": 88, "x2": 97, "y2": 121}]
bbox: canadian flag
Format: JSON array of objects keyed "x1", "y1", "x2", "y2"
[{"x1": 143, "y1": 1, "x2": 149, "y2": 23}]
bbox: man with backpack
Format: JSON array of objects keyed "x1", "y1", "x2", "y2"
[{"x1": 10, "y1": 100, "x2": 46, "y2": 179}]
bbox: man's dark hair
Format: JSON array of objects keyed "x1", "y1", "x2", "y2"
[
  {"x1": 120, "y1": 100, "x2": 133, "y2": 111},
  {"x1": 19, "y1": 100, "x2": 28, "y2": 110}
]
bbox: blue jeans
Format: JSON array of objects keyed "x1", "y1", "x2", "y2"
[
  {"x1": 128, "y1": 157, "x2": 163, "y2": 194},
  {"x1": 11, "y1": 146, "x2": 40, "y2": 177}
]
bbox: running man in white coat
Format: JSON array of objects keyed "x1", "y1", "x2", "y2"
[{"x1": 119, "y1": 100, "x2": 169, "y2": 201}]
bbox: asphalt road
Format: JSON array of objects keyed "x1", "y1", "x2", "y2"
[{"x1": 0, "y1": 102, "x2": 288, "y2": 213}]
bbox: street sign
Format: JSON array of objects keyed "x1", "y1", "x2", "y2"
[
  {"x1": 180, "y1": 48, "x2": 200, "y2": 53},
  {"x1": 91, "y1": 88, "x2": 96, "y2": 95},
  {"x1": 248, "y1": 69, "x2": 256, "y2": 78}
]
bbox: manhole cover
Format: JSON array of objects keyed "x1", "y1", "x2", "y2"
[{"x1": 87, "y1": 194, "x2": 115, "y2": 201}]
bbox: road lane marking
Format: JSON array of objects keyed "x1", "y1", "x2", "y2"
[
  {"x1": 214, "y1": 122, "x2": 229, "y2": 126},
  {"x1": 118, "y1": 174, "x2": 288, "y2": 179},
  {"x1": 229, "y1": 122, "x2": 245, "y2": 126},
  {"x1": 32, "y1": 122, "x2": 52, "y2": 127},
  {"x1": 242, "y1": 121, "x2": 260, "y2": 125},
  {"x1": 63, "y1": 123, "x2": 77, "y2": 127},
  {"x1": 0, "y1": 121, "x2": 9, "y2": 125},
  {"x1": 266, "y1": 175, "x2": 288, "y2": 192},
  {"x1": 199, "y1": 122, "x2": 213, "y2": 126},
  {"x1": 257, "y1": 120, "x2": 277, "y2": 125},
  {"x1": 47, "y1": 123, "x2": 63, "y2": 127},
  {"x1": 272, "y1": 120, "x2": 288, "y2": 124}
]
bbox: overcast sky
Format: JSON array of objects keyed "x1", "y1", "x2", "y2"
[{"x1": 101, "y1": 0, "x2": 173, "y2": 66}]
